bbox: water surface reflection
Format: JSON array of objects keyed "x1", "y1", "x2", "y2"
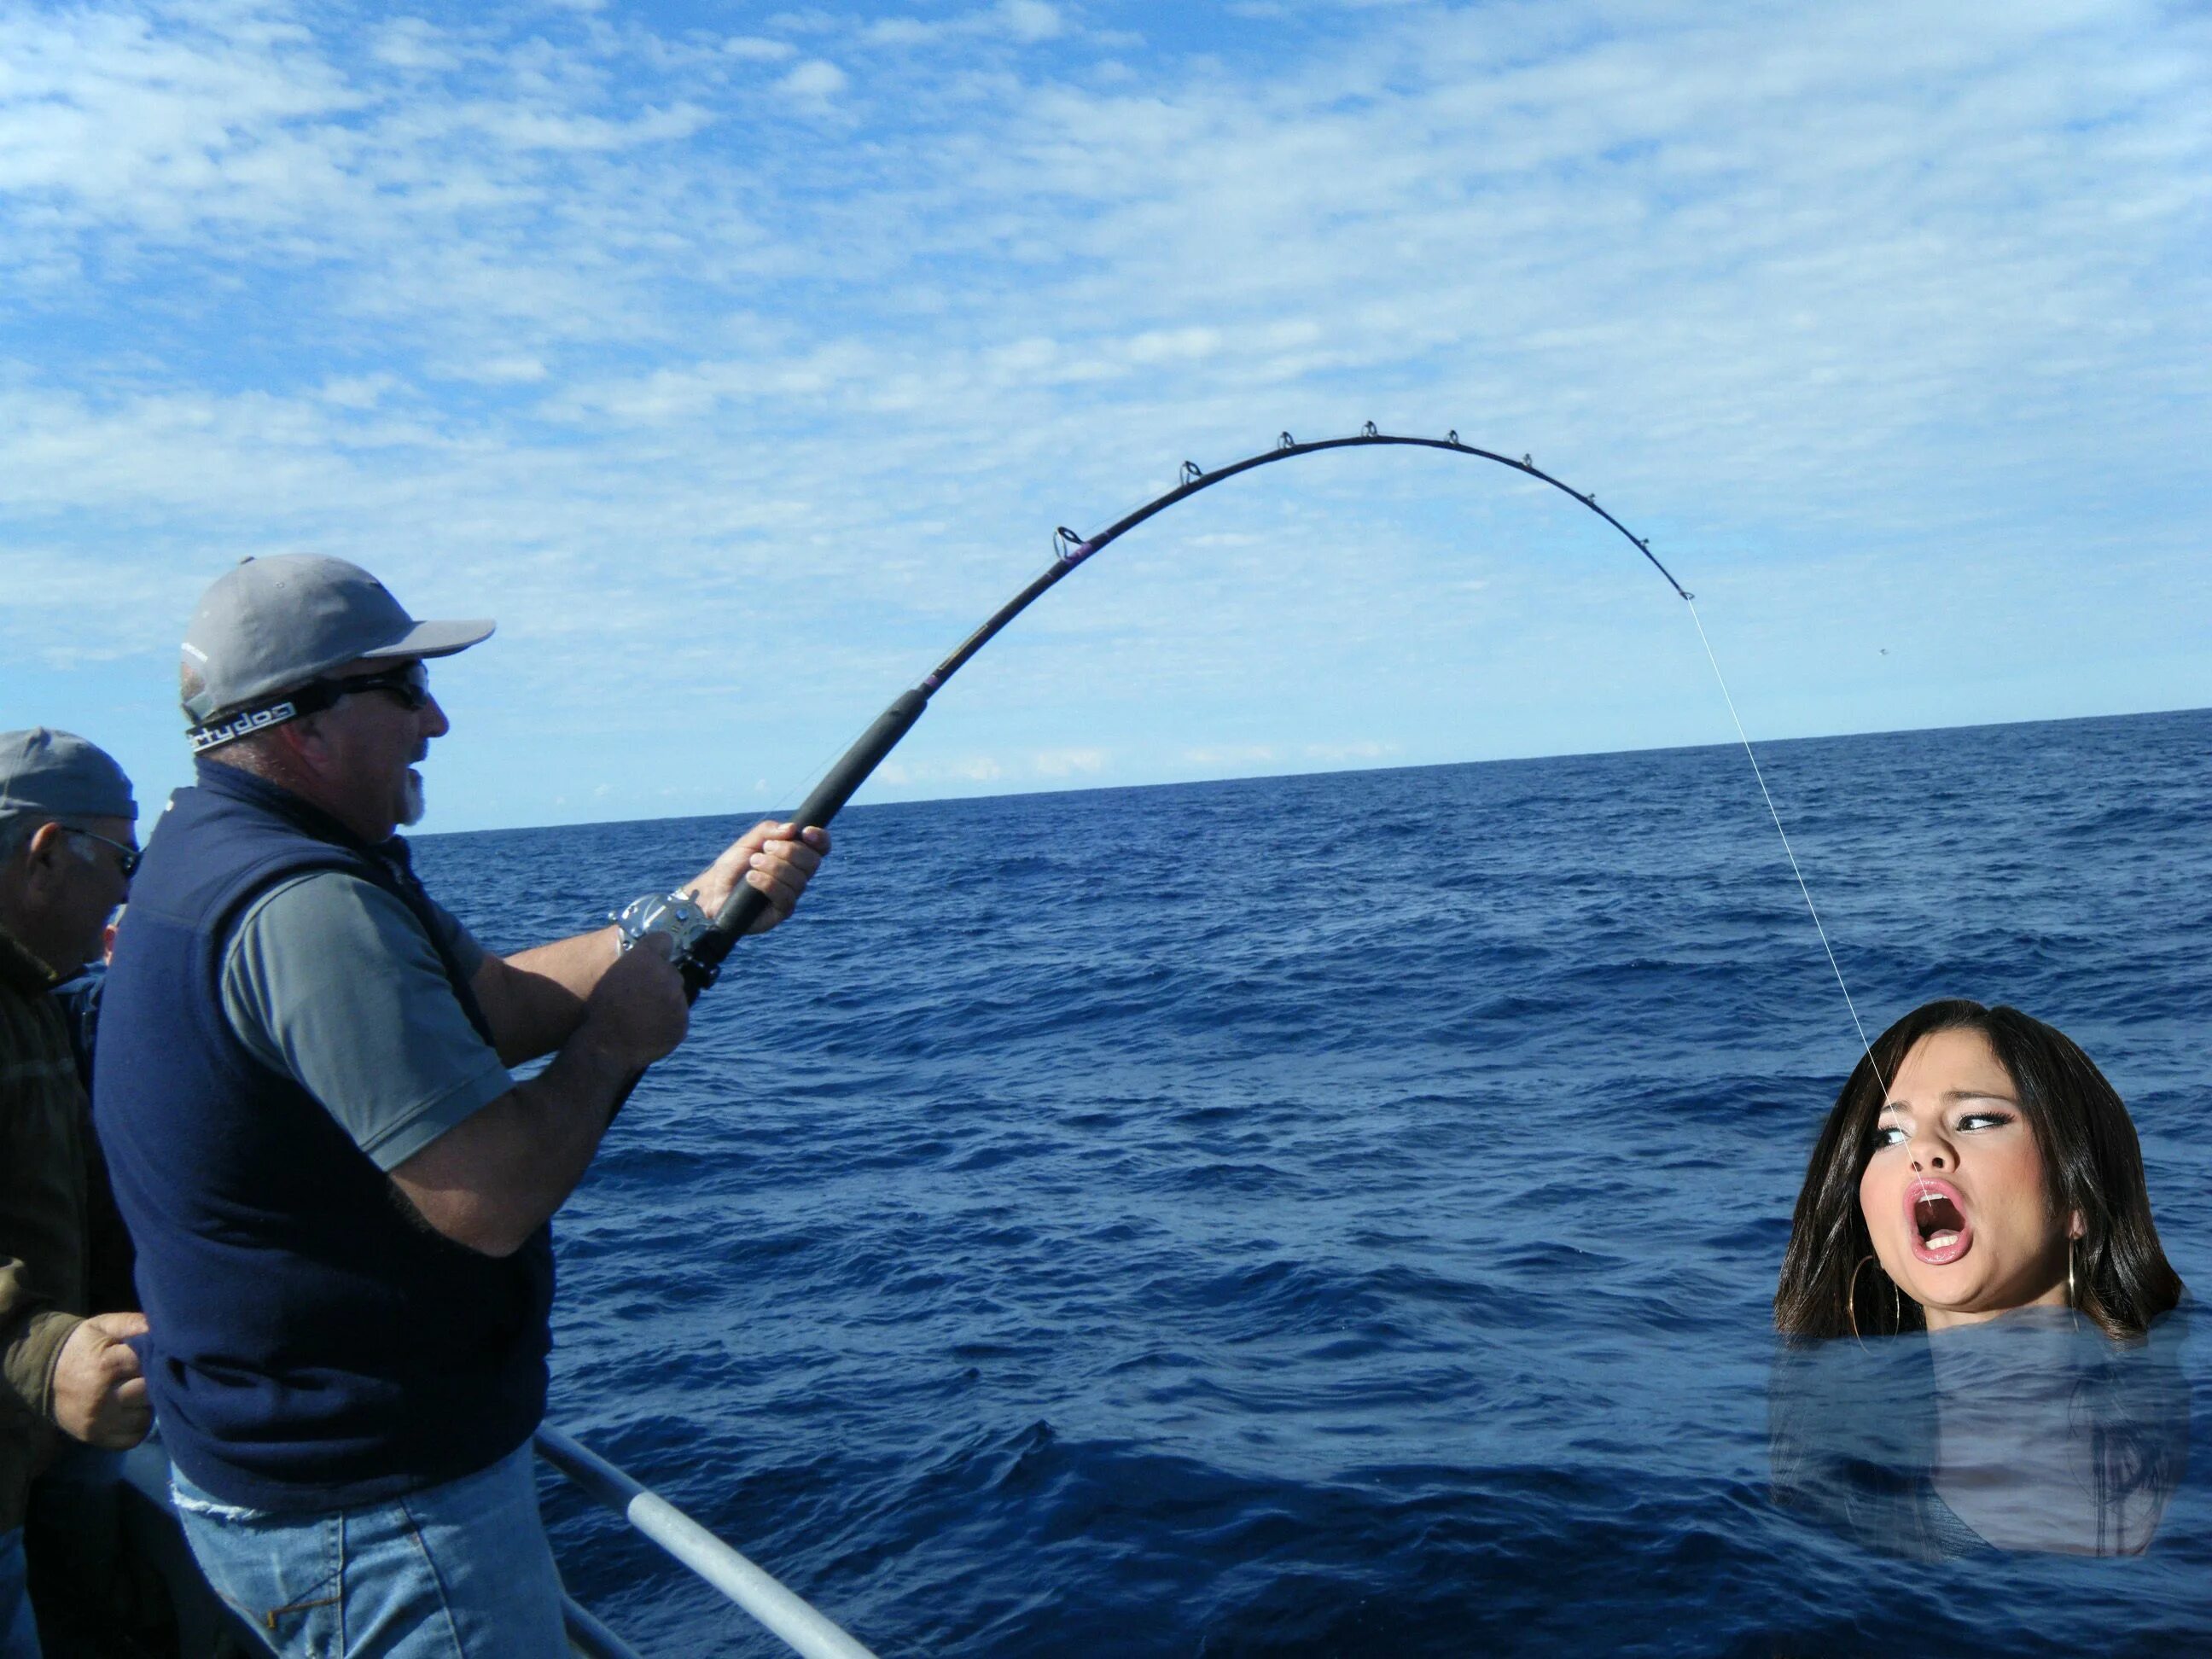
[{"x1": 1772, "y1": 1305, "x2": 2191, "y2": 1559}]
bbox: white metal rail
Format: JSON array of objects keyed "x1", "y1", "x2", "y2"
[
  {"x1": 536, "y1": 1423, "x2": 882, "y2": 1659},
  {"x1": 562, "y1": 1591, "x2": 648, "y2": 1659}
]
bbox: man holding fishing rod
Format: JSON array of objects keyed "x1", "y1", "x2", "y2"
[{"x1": 93, "y1": 555, "x2": 830, "y2": 1656}]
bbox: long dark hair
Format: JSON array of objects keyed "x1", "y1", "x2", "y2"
[{"x1": 1774, "y1": 998, "x2": 2181, "y2": 1342}]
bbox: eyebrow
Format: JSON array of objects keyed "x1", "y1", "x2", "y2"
[{"x1": 1877, "y1": 1089, "x2": 2021, "y2": 1114}]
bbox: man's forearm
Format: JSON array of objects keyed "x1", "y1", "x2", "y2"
[
  {"x1": 476, "y1": 928, "x2": 622, "y2": 1065},
  {"x1": 0, "y1": 1254, "x2": 79, "y2": 1423},
  {"x1": 476, "y1": 823, "x2": 821, "y2": 1064},
  {"x1": 387, "y1": 1021, "x2": 637, "y2": 1258}
]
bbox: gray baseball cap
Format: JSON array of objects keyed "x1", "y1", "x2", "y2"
[
  {"x1": 0, "y1": 729, "x2": 137, "y2": 823},
  {"x1": 180, "y1": 554, "x2": 494, "y2": 738}
]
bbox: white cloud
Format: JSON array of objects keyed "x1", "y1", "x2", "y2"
[
  {"x1": 995, "y1": 2, "x2": 1063, "y2": 44},
  {"x1": 1030, "y1": 747, "x2": 1107, "y2": 777},
  {"x1": 862, "y1": 19, "x2": 944, "y2": 47},
  {"x1": 370, "y1": 17, "x2": 463, "y2": 73},
  {"x1": 876, "y1": 747, "x2": 1106, "y2": 789},
  {"x1": 877, "y1": 754, "x2": 1006, "y2": 785},
  {"x1": 860, "y1": 3, "x2": 1068, "y2": 49},
  {"x1": 1302, "y1": 741, "x2": 1398, "y2": 764},
  {"x1": 316, "y1": 373, "x2": 401, "y2": 408},
  {"x1": 450, "y1": 355, "x2": 550, "y2": 385},
  {"x1": 777, "y1": 58, "x2": 848, "y2": 102},
  {"x1": 723, "y1": 35, "x2": 797, "y2": 63}
]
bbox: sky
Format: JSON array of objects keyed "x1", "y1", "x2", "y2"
[{"x1": 2, "y1": 0, "x2": 2206, "y2": 832}]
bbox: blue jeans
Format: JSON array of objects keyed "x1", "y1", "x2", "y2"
[
  {"x1": 170, "y1": 1445, "x2": 566, "y2": 1657},
  {"x1": 0, "y1": 1528, "x2": 38, "y2": 1659}
]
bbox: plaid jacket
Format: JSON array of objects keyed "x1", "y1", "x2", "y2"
[{"x1": 0, "y1": 927, "x2": 108, "y2": 1532}]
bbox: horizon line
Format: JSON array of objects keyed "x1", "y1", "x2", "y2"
[{"x1": 415, "y1": 701, "x2": 2209, "y2": 841}]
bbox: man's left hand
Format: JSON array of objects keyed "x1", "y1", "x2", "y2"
[{"x1": 687, "y1": 821, "x2": 830, "y2": 934}]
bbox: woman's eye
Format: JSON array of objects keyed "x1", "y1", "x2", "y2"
[
  {"x1": 1956, "y1": 1110, "x2": 2014, "y2": 1132},
  {"x1": 1871, "y1": 1125, "x2": 1907, "y2": 1148}
]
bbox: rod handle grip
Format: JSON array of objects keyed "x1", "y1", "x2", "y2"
[
  {"x1": 611, "y1": 686, "x2": 931, "y2": 1117},
  {"x1": 677, "y1": 686, "x2": 931, "y2": 996}
]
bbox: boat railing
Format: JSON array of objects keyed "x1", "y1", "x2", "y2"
[
  {"x1": 534, "y1": 1422, "x2": 882, "y2": 1659},
  {"x1": 560, "y1": 1591, "x2": 649, "y2": 1659}
]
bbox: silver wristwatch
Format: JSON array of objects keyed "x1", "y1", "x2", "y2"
[{"x1": 609, "y1": 891, "x2": 713, "y2": 958}]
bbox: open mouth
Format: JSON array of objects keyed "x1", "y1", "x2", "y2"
[{"x1": 1906, "y1": 1180, "x2": 1972, "y2": 1265}]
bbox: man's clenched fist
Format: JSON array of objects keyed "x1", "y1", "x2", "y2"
[{"x1": 52, "y1": 1312, "x2": 151, "y2": 1448}]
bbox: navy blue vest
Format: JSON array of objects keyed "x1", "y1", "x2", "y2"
[{"x1": 93, "y1": 761, "x2": 553, "y2": 1511}]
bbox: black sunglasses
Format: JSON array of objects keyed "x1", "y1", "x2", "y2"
[
  {"x1": 293, "y1": 660, "x2": 433, "y2": 717},
  {"x1": 67, "y1": 827, "x2": 142, "y2": 881},
  {"x1": 188, "y1": 661, "x2": 434, "y2": 753}
]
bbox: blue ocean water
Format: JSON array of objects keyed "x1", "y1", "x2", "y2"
[{"x1": 416, "y1": 707, "x2": 2212, "y2": 1657}]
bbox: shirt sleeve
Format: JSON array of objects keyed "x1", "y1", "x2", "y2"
[
  {"x1": 0, "y1": 1254, "x2": 77, "y2": 1430},
  {"x1": 221, "y1": 872, "x2": 513, "y2": 1173},
  {"x1": 421, "y1": 894, "x2": 488, "y2": 981}
]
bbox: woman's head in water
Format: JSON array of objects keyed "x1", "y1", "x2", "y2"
[{"x1": 1775, "y1": 999, "x2": 2181, "y2": 1342}]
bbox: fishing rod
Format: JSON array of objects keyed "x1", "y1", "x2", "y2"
[{"x1": 669, "y1": 424, "x2": 1692, "y2": 997}]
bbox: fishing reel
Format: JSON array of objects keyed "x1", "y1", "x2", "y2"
[{"x1": 609, "y1": 891, "x2": 713, "y2": 960}]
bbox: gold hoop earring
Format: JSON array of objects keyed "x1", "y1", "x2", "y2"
[
  {"x1": 1847, "y1": 1254, "x2": 1885, "y2": 1343},
  {"x1": 1847, "y1": 1253, "x2": 1903, "y2": 1344}
]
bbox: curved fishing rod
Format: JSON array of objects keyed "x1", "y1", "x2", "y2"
[{"x1": 675, "y1": 424, "x2": 1690, "y2": 994}]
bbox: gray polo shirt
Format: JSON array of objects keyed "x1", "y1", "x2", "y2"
[{"x1": 219, "y1": 870, "x2": 513, "y2": 1172}]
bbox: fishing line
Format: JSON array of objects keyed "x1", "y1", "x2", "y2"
[
  {"x1": 665, "y1": 427, "x2": 1881, "y2": 1100},
  {"x1": 1685, "y1": 597, "x2": 1887, "y2": 1092}
]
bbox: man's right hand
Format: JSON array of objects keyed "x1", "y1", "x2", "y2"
[
  {"x1": 579, "y1": 938, "x2": 690, "y2": 1069},
  {"x1": 52, "y1": 1312, "x2": 152, "y2": 1448}
]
